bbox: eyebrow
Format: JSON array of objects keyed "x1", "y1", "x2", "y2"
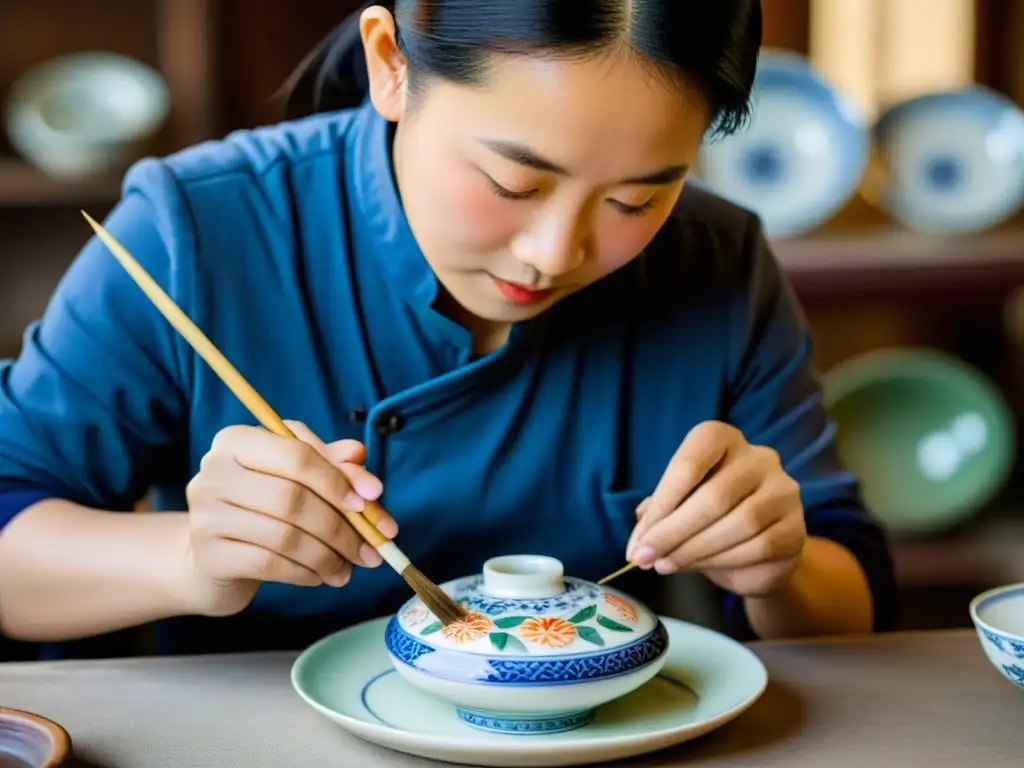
[{"x1": 478, "y1": 138, "x2": 689, "y2": 186}]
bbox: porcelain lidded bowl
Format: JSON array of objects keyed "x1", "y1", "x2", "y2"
[{"x1": 384, "y1": 554, "x2": 670, "y2": 735}]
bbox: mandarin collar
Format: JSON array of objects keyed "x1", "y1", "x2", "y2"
[{"x1": 345, "y1": 98, "x2": 535, "y2": 354}]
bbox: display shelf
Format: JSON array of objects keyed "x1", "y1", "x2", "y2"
[
  {"x1": 0, "y1": 159, "x2": 122, "y2": 205},
  {"x1": 892, "y1": 512, "x2": 1024, "y2": 589},
  {"x1": 776, "y1": 224, "x2": 1024, "y2": 306}
]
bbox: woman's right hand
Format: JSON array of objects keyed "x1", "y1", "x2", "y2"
[{"x1": 180, "y1": 420, "x2": 397, "y2": 617}]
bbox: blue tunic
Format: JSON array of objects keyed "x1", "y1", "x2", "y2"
[{"x1": 0, "y1": 98, "x2": 896, "y2": 659}]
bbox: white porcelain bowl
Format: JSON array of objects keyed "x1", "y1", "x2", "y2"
[
  {"x1": 970, "y1": 583, "x2": 1024, "y2": 690},
  {"x1": 5, "y1": 52, "x2": 169, "y2": 178},
  {"x1": 872, "y1": 86, "x2": 1024, "y2": 235},
  {"x1": 385, "y1": 555, "x2": 670, "y2": 735},
  {"x1": 696, "y1": 48, "x2": 869, "y2": 239}
]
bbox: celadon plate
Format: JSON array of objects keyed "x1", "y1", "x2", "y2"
[{"x1": 291, "y1": 615, "x2": 768, "y2": 767}]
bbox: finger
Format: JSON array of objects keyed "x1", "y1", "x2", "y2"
[
  {"x1": 208, "y1": 538, "x2": 324, "y2": 588},
  {"x1": 686, "y1": 513, "x2": 805, "y2": 572},
  {"x1": 649, "y1": 492, "x2": 779, "y2": 573},
  {"x1": 633, "y1": 423, "x2": 732, "y2": 544},
  {"x1": 325, "y1": 439, "x2": 367, "y2": 466},
  {"x1": 223, "y1": 424, "x2": 368, "y2": 516},
  {"x1": 635, "y1": 497, "x2": 652, "y2": 518},
  {"x1": 211, "y1": 501, "x2": 356, "y2": 585},
  {"x1": 361, "y1": 500, "x2": 399, "y2": 538},
  {"x1": 285, "y1": 421, "x2": 382, "y2": 500},
  {"x1": 637, "y1": 458, "x2": 762, "y2": 566},
  {"x1": 214, "y1": 464, "x2": 381, "y2": 568}
]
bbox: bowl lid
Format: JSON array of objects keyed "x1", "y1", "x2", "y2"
[{"x1": 391, "y1": 555, "x2": 659, "y2": 658}]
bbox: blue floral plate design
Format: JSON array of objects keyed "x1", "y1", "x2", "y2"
[
  {"x1": 872, "y1": 86, "x2": 1024, "y2": 234},
  {"x1": 696, "y1": 48, "x2": 869, "y2": 239}
]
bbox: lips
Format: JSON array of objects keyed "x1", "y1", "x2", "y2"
[{"x1": 491, "y1": 276, "x2": 556, "y2": 304}]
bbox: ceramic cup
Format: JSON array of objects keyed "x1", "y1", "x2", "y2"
[
  {"x1": 384, "y1": 554, "x2": 670, "y2": 735},
  {"x1": 970, "y1": 583, "x2": 1024, "y2": 691},
  {"x1": 0, "y1": 708, "x2": 71, "y2": 768},
  {"x1": 696, "y1": 48, "x2": 869, "y2": 239},
  {"x1": 871, "y1": 85, "x2": 1024, "y2": 235}
]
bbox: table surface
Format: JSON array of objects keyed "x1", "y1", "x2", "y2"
[{"x1": 1, "y1": 628, "x2": 1018, "y2": 767}]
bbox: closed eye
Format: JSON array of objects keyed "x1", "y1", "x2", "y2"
[
  {"x1": 485, "y1": 175, "x2": 537, "y2": 200},
  {"x1": 610, "y1": 199, "x2": 655, "y2": 216}
]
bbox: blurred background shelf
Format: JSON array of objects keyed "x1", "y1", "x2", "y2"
[
  {"x1": 0, "y1": 159, "x2": 122, "y2": 205},
  {"x1": 777, "y1": 222, "x2": 1024, "y2": 306}
]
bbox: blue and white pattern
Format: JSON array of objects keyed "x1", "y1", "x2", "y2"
[
  {"x1": 1001, "y1": 664, "x2": 1024, "y2": 688},
  {"x1": 695, "y1": 48, "x2": 869, "y2": 239},
  {"x1": 385, "y1": 617, "x2": 669, "y2": 686},
  {"x1": 980, "y1": 628, "x2": 1024, "y2": 659},
  {"x1": 449, "y1": 576, "x2": 602, "y2": 617},
  {"x1": 456, "y1": 707, "x2": 595, "y2": 735},
  {"x1": 874, "y1": 86, "x2": 1024, "y2": 234}
]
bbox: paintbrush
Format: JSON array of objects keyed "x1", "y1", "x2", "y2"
[{"x1": 81, "y1": 211, "x2": 467, "y2": 627}]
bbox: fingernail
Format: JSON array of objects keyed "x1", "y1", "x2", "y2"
[
  {"x1": 343, "y1": 491, "x2": 365, "y2": 511},
  {"x1": 354, "y1": 476, "x2": 383, "y2": 500},
  {"x1": 360, "y1": 544, "x2": 383, "y2": 567},
  {"x1": 633, "y1": 545, "x2": 656, "y2": 566},
  {"x1": 328, "y1": 570, "x2": 351, "y2": 587},
  {"x1": 377, "y1": 518, "x2": 399, "y2": 538},
  {"x1": 654, "y1": 559, "x2": 678, "y2": 575}
]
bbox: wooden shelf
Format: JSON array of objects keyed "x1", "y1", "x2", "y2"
[
  {"x1": 892, "y1": 513, "x2": 1024, "y2": 588},
  {"x1": 0, "y1": 160, "x2": 122, "y2": 206},
  {"x1": 776, "y1": 225, "x2": 1024, "y2": 306}
]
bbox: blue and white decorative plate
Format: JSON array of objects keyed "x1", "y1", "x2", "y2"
[
  {"x1": 291, "y1": 614, "x2": 768, "y2": 767},
  {"x1": 696, "y1": 49, "x2": 870, "y2": 239},
  {"x1": 873, "y1": 86, "x2": 1024, "y2": 235}
]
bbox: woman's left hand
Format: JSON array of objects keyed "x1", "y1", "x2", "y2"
[{"x1": 626, "y1": 421, "x2": 807, "y2": 597}]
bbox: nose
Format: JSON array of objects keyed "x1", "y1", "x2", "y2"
[{"x1": 511, "y1": 208, "x2": 588, "y2": 277}]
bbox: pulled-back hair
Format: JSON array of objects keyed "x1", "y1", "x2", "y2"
[{"x1": 280, "y1": 0, "x2": 762, "y2": 138}]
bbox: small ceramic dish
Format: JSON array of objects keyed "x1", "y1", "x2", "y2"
[
  {"x1": 696, "y1": 48, "x2": 869, "y2": 239},
  {"x1": 384, "y1": 555, "x2": 670, "y2": 734},
  {"x1": 871, "y1": 86, "x2": 1024, "y2": 234},
  {"x1": 4, "y1": 51, "x2": 169, "y2": 178},
  {"x1": 0, "y1": 708, "x2": 71, "y2": 768},
  {"x1": 970, "y1": 583, "x2": 1024, "y2": 690}
]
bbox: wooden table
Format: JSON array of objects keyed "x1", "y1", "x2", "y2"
[{"x1": 0, "y1": 629, "x2": 1018, "y2": 767}]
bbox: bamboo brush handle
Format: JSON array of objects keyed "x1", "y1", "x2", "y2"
[{"x1": 81, "y1": 211, "x2": 389, "y2": 550}]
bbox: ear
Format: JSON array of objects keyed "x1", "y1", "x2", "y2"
[{"x1": 360, "y1": 6, "x2": 408, "y2": 122}]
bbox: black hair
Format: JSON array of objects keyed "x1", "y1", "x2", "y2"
[{"x1": 279, "y1": 0, "x2": 762, "y2": 138}]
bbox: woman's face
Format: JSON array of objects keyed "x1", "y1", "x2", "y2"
[{"x1": 364, "y1": 18, "x2": 710, "y2": 344}]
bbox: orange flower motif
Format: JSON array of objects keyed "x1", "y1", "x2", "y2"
[
  {"x1": 520, "y1": 617, "x2": 577, "y2": 648},
  {"x1": 441, "y1": 612, "x2": 492, "y2": 643},
  {"x1": 604, "y1": 593, "x2": 639, "y2": 623}
]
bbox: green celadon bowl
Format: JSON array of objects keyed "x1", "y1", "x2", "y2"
[{"x1": 822, "y1": 347, "x2": 1016, "y2": 538}]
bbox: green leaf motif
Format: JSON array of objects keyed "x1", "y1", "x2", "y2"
[
  {"x1": 596, "y1": 614, "x2": 634, "y2": 632},
  {"x1": 490, "y1": 631, "x2": 529, "y2": 654},
  {"x1": 420, "y1": 621, "x2": 443, "y2": 636},
  {"x1": 494, "y1": 616, "x2": 529, "y2": 629},
  {"x1": 568, "y1": 604, "x2": 597, "y2": 624},
  {"x1": 577, "y1": 625, "x2": 605, "y2": 646}
]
